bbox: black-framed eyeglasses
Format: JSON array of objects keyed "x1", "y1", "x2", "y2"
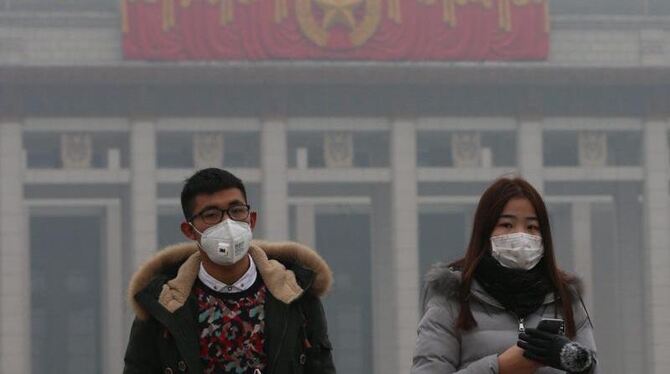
[{"x1": 189, "y1": 204, "x2": 251, "y2": 225}]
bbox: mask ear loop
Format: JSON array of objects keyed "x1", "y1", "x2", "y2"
[
  {"x1": 189, "y1": 222, "x2": 204, "y2": 236},
  {"x1": 189, "y1": 222, "x2": 206, "y2": 251}
]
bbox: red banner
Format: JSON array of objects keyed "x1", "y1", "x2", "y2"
[{"x1": 122, "y1": 0, "x2": 549, "y2": 61}]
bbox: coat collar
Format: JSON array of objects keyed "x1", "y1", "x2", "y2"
[{"x1": 128, "y1": 240, "x2": 333, "y2": 321}]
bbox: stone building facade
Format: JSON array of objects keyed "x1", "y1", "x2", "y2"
[{"x1": 1, "y1": 1, "x2": 670, "y2": 373}]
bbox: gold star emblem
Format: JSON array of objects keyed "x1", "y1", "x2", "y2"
[{"x1": 314, "y1": 0, "x2": 363, "y2": 30}]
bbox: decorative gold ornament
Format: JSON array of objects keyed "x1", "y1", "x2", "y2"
[
  {"x1": 193, "y1": 133, "x2": 225, "y2": 169},
  {"x1": 439, "y1": 0, "x2": 491, "y2": 27},
  {"x1": 324, "y1": 132, "x2": 354, "y2": 168},
  {"x1": 499, "y1": 0, "x2": 512, "y2": 31},
  {"x1": 419, "y1": 0, "x2": 544, "y2": 31},
  {"x1": 159, "y1": 0, "x2": 259, "y2": 30},
  {"x1": 162, "y1": 0, "x2": 176, "y2": 31},
  {"x1": 123, "y1": 0, "x2": 548, "y2": 38},
  {"x1": 122, "y1": 0, "x2": 130, "y2": 33},
  {"x1": 217, "y1": 0, "x2": 258, "y2": 26},
  {"x1": 543, "y1": 0, "x2": 550, "y2": 33},
  {"x1": 314, "y1": 0, "x2": 364, "y2": 30},
  {"x1": 221, "y1": 0, "x2": 235, "y2": 24},
  {"x1": 275, "y1": 0, "x2": 290, "y2": 22},
  {"x1": 61, "y1": 133, "x2": 93, "y2": 169},
  {"x1": 578, "y1": 132, "x2": 608, "y2": 167},
  {"x1": 387, "y1": 0, "x2": 401, "y2": 23},
  {"x1": 350, "y1": 0, "x2": 381, "y2": 45},
  {"x1": 444, "y1": 0, "x2": 456, "y2": 26},
  {"x1": 451, "y1": 132, "x2": 481, "y2": 168},
  {"x1": 297, "y1": 0, "x2": 381, "y2": 47}
]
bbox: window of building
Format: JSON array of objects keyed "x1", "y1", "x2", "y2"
[
  {"x1": 157, "y1": 131, "x2": 260, "y2": 169},
  {"x1": 287, "y1": 131, "x2": 387, "y2": 169},
  {"x1": 417, "y1": 131, "x2": 452, "y2": 167},
  {"x1": 353, "y1": 132, "x2": 390, "y2": 167},
  {"x1": 543, "y1": 132, "x2": 580, "y2": 167},
  {"x1": 157, "y1": 132, "x2": 193, "y2": 169},
  {"x1": 24, "y1": 131, "x2": 129, "y2": 169},
  {"x1": 544, "y1": 130, "x2": 642, "y2": 167},
  {"x1": 417, "y1": 130, "x2": 516, "y2": 168},
  {"x1": 288, "y1": 132, "x2": 326, "y2": 168},
  {"x1": 607, "y1": 132, "x2": 642, "y2": 166}
]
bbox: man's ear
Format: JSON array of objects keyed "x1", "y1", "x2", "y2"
[
  {"x1": 249, "y1": 211, "x2": 257, "y2": 230},
  {"x1": 180, "y1": 221, "x2": 198, "y2": 241}
]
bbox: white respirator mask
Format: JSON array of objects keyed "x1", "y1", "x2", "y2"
[
  {"x1": 490, "y1": 232, "x2": 544, "y2": 270},
  {"x1": 192, "y1": 219, "x2": 252, "y2": 266}
]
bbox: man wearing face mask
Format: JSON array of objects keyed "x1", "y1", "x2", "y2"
[{"x1": 123, "y1": 168, "x2": 336, "y2": 374}]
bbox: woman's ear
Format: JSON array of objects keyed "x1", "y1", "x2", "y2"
[{"x1": 180, "y1": 221, "x2": 198, "y2": 241}]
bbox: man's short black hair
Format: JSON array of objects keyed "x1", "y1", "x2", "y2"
[{"x1": 180, "y1": 168, "x2": 248, "y2": 220}]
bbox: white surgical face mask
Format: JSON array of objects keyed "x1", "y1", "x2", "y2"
[
  {"x1": 192, "y1": 219, "x2": 252, "y2": 266},
  {"x1": 490, "y1": 232, "x2": 544, "y2": 270}
]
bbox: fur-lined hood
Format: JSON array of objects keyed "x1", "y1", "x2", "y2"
[
  {"x1": 128, "y1": 240, "x2": 333, "y2": 320},
  {"x1": 423, "y1": 261, "x2": 582, "y2": 309}
]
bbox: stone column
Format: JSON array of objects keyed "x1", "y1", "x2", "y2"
[
  {"x1": 571, "y1": 203, "x2": 594, "y2": 314},
  {"x1": 518, "y1": 117, "x2": 545, "y2": 193},
  {"x1": 643, "y1": 119, "x2": 670, "y2": 373},
  {"x1": 102, "y1": 202, "x2": 124, "y2": 374},
  {"x1": 613, "y1": 187, "x2": 646, "y2": 374},
  {"x1": 390, "y1": 119, "x2": 420, "y2": 374},
  {"x1": 130, "y1": 119, "x2": 157, "y2": 271},
  {"x1": 0, "y1": 120, "x2": 30, "y2": 374},
  {"x1": 370, "y1": 186, "x2": 395, "y2": 374},
  {"x1": 588, "y1": 184, "x2": 643, "y2": 373},
  {"x1": 261, "y1": 118, "x2": 289, "y2": 240}
]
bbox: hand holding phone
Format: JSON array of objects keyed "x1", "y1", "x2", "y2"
[
  {"x1": 518, "y1": 318, "x2": 593, "y2": 372},
  {"x1": 536, "y1": 318, "x2": 565, "y2": 335}
]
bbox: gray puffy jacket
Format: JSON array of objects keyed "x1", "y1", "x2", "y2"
[{"x1": 411, "y1": 263, "x2": 598, "y2": 374}]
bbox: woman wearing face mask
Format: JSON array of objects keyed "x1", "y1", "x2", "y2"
[{"x1": 411, "y1": 177, "x2": 597, "y2": 374}]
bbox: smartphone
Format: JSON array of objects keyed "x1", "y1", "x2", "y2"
[{"x1": 537, "y1": 318, "x2": 565, "y2": 335}]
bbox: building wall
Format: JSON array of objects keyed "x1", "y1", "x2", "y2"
[
  {"x1": 1, "y1": 15, "x2": 670, "y2": 66},
  {"x1": 0, "y1": 115, "x2": 668, "y2": 373},
  {"x1": 2, "y1": 6, "x2": 670, "y2": 374}
]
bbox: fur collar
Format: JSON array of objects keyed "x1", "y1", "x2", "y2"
[
  {"x1": 425, "y1": 262, "x2": 462, "y2": 299},
  {"x1": 128, "y1": 240, "x2": 333, "y2": 321},
  {"x1": 424, "y1": 261, "x2": 582, "y2": 308}
]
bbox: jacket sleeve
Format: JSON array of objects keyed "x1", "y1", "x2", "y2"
[
  {"x1": 572, "y1": 300, "x2": 599, "y2": 374},
  {"x1": 300, "y1": 293, "x2": 336, "y2": 374},
  {"x1": 411, "y1": 295, "x2": 499, "y2": 374},
  {"x1": 123, "y1": 317, "x2": 162, "y2": 374}
]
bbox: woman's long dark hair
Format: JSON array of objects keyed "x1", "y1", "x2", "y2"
[{"x1": 449, "y1": 177, "x2": 579, "y2": 338}]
